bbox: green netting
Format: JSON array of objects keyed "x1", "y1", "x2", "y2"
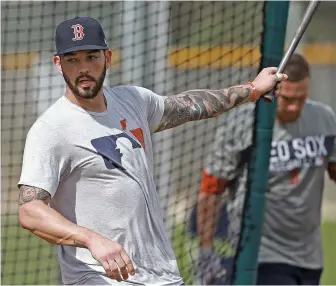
[{"x1": 1, "y1": 1, "x2": 267, "y2": 284}]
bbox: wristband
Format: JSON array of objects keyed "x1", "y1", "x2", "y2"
[{"x1": 247, "y1": 82, "x2": 258, "y2": 102}]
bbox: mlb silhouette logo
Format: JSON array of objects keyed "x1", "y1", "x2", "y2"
[
  {"x1": 71, "y1": 24, "x2": 85, "y2": 41},
  {"x1": 91, "y1": 133, "x2": 142, "y2": 170}
]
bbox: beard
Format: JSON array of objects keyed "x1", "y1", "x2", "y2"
[
  {"x1": 277, "y1": 110, "x2": 302, "y2": 123},
  {"x1": 62, "y1": 63, "x2": 106, "y2": 100}
]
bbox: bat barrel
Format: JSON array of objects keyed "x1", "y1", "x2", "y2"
[
  {"x1": 278, "y1": 0, "x2": 320, "y2": 74},
  {"x1": 262, "y1": 0, "x2": 320, "y2": 103}
]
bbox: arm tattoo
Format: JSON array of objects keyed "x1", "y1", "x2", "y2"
[
  {"x1": 156, "y1": 85, "x2": 253, "y2": 132},
  {"x1": 73, "y1": 240, "x2": 86, "y2": 248},
  {"x1": 19, "y1": 185, "x2": 51, "y2": 206}
]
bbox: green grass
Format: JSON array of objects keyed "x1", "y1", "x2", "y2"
[
  {"x1": 172, "y1": 224, "x2": 233, "y2": 284},
  {"x1": 321, "y1": 221, "x2": 336, "y2": 284},
  {"x1": 171, "y1": 222, "x2": 336, "y2": 285},
  {"x1": 1, "y1": 214, "x2": 59, "y2": 285},
  {"x1": 2, "y1": 215, "x2": 336, "y2": 285}
]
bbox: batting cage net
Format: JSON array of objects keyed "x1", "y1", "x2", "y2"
[{"x1": 2, "y1": 1, "x2": 266, "y2": 284}]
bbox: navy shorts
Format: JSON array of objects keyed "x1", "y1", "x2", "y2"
[{"x1": 257, "y1": 262, "x2": 323, "y2": 285}]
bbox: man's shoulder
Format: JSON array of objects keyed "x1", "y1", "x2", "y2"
[
  {"x1": 28, "y1": 97, "x2": 68, "y2": 136},
  {"x1": 304, "y1": 99, "x2": 336, "y2": 120},
  {"x1": 104, "y1": 85, "x2": 144, "y2": 97},
  {"x1": 104, "y1": 85, "x2": 159, "y2": 99},
  {"x1": 104, "y1": 85, "x2": 161, "y2": 113},
  {"x1": 104, "y1": 85, "x2": 134, "y2": 92},
  {"x1": 26, "y1": 116, "x2": 61, "y2": 144},
  {"x1": 303, "y1": 100, "x2": 336, "y2": 132},
  {"x1": 305, "y1": 99, "x2": 334, "y2": 113}
]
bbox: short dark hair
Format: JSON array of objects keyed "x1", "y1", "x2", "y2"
[{"x1": 283, "y1": 53, "x2": 310, "y2": 82}]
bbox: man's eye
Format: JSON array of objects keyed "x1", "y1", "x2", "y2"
[
  {"x1": 67, "y1": 58, "x2": 77, "y2": 63},
  {"x1": 88, "y1": 55, "x2": 98, "y2": 60}
]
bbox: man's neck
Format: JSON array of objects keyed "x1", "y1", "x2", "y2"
[
  {"x1": 276, "y1": 116, "x2": 284, "y2": 125},
  {"x1": 276, "y1": 115, "x2": 299, "y2": 126},
  {"x1": 65, "y1": 89, "x2": 107, "y2": 113}
]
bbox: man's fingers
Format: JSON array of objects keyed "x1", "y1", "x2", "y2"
[
  {"x1": 274, "y1": 81, "x2": 282, "y2": 96},
  {"x1": 101, "y1": 260, "x2": 114, "y2": 279},
  {"x1": 120, "y1": 249, "x2": 135, "y2": 275},
  {"x1": 275, "y1": 73, "x2": 288, "y2": 82},
  {"x1": 114, "y1": 254, "x2": 129, "y2": 280},
  {"x1": 263, "y1": 67, "x2": 288, "y2": 81},
  {"x1": 108, "y1": 260, "x2": 123, "y2": 282},
  {"x1": 266, "y1": 67, "x2": 278, "y2": 74}
]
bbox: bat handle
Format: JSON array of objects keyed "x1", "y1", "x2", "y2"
[{"x1": 261, "y1": 75, "x2": 281, "y2": 103}]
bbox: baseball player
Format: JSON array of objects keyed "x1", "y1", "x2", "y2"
[
  {"x1": 196, "y1": 53, "x2": 336, "y2": 285},
  {"x1": 17, "y1": 17, "x2": 286, "y2": 285}
]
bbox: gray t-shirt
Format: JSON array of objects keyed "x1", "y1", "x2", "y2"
[
  {"x1": 18, "y1": 86, "x2": 183, "y2": 285},
  {"x1": 204, "y1": 100, "x2": 336, "y2": 269}
]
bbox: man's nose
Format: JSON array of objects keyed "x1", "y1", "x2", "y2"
[{"x1": 78, "y1": 62, "x2": 90, "y2": 74}]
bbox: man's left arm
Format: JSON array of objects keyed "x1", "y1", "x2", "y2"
[
  {"x1": 155, "y1": 67, "x2": 286, "y2": 132},
  {"x1": 156, "y1": 85, "x2": 252, "y2": 132},
  {"x1": 328, "y1": 162, "x2": 336, "y2": 182},
  {"x1": 328, "y1": 134, "x2": 336, "y2": 182},
  {"x1": 327, "y1": 106, "x2": 336, "y2": 183}
]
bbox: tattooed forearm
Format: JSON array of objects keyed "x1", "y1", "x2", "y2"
[
  {"x1": 19, "y1": 185, "x2": 51, "y2": 206},
  {"x1": 156, "y1": 85, "x2": 253, "y2": 132},
  {"x1": 73, "y1": 240, "x2": 86, "y2": 248}
]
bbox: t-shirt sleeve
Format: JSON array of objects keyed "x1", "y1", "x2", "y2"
[
  {"x1": 326, "y1": 106, "x2": 336, "y2": 162},
  {"x1": 204, "y1": 105, "x2": 254, "y2": 181},
  {"x1": 331, "y1": 138, "x2": 336, "y2": 162},
  {"x1": 133, "y1": 86, "x2": 165, "y2": 133},
  {"x1": 18, "y1": 120, "x2": 68, "y2": 197}
]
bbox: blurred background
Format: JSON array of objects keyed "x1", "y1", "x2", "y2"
[{"x1": 1, "y1": 1, "x2": 335, "y2": 284}]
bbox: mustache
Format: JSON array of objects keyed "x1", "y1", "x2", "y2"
[{"x1": 75, "y1": 74, "x2": 97, "y2": 85}]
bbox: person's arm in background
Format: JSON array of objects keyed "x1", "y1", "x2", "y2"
[
  {"x1": 197, "y1": 171, "x2": 229, "y2": 249},
  {"x1": 197, "y1": 105, "x2": 253, "y2": 249},
  {"x1": 195, "y1": 105, "x2": 254, "y2": 284}
]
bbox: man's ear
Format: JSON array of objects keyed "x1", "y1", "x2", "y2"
[
  {"x1": 53, "y1": 56, "x2": 63, "y2": 75},
  {"x1": 104, "y1": 50, "x2": 113, "y2": 70}
]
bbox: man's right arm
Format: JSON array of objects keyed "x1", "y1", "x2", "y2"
[
  {"x1": 18, "y1": 185, "x2": 135, "y2": 281},
  {"x1": 18, "y1": 121, "x2": 134, "y2": 281},
  {"x1": 18, "y1": 184, "x2": 91, "y2": 248}
]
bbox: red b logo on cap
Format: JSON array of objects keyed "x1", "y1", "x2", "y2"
[{"x1": 71, "y1": 24, "x2": 85, "y2": 41}]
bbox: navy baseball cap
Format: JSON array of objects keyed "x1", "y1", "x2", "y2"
[{"x1": 55, "y1": 16, "x2": 109, "y2": 56}]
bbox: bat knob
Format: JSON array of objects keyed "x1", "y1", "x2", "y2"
[{"x1": 261, "y1": 95, "x2": 274, "y2": 103}]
